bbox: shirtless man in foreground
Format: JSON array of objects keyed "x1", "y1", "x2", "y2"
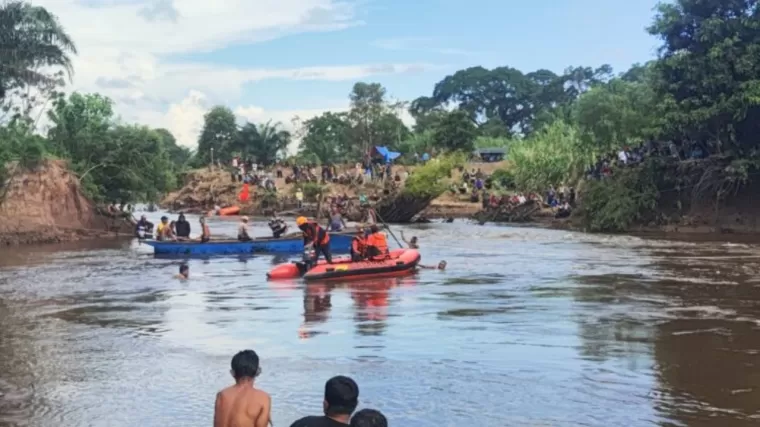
[{"x1": 214, "y1": 350, "x2": 271, "y2": 427}]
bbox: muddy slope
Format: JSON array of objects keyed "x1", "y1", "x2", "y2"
[{"x1": 0, "y1": 161, "x2": 132, "y2": 245}]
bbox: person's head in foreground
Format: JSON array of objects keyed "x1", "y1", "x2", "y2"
[
  {"x1": 369, "y1": 224, "x2": 379, "y2": 234},
  {"x1": 355, "y1": 226, "x2": 364, "y2": 235},
  {"x1": 438, "y1": 261, "x2": 447, "y2": 270},
  {"x1": 160, "y1": 216, "x2": 168, "y2": 224},
  {"x1": 350, "y1": 409, "x2": 387, "y2": 427},
  {"x1": 410, "y1": 236, "x2": 418, "y2": 245},
  {"x1": 241, "y1": 216, "x2": 249, "y2": 223},
  {"x1": 199, "y1": 216, "x2": 206, "y2": 224},
  {"x1": 230, "y1": 349, "x2": 260, "y2": 382},
  {"x1": 324, "y1": 376, "x2": 359, "y2": 422}
]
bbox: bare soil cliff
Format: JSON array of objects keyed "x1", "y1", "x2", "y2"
[{"x1": 0, "y1": 160, "x2": 133, "y2": 245}]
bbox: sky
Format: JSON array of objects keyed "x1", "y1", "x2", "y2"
[{"x1": 33, "y1": 0, "x2": 664, "y2": 150}]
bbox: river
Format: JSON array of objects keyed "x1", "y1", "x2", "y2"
[{"x1": 1, "y1": 213, "x2": 760, "y2": 427}]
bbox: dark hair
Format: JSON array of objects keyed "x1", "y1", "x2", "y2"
[
  {"x1": 231, "y1": 350, "x2": 260, "y2": 379},
  {"x1": 324, "y1": 376, "x2": 359, "y2": 416},
  {"x1": 350, "y1": 409, "x2": 387, "y2": 427},
  {"x1": 179, "y1": 264, "x2": 189, "y2": 274},
  {"x1": 370, "y1": 225, "x2": 379, "y2": 234}
]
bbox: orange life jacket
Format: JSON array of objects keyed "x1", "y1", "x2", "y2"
[
  {"x1": 351, "y1": 235, "x2": 366, "y2": 255},
  {"x1": 303, "y1": 221, "x2": 329, "y2": 246},
  {"x1": 366, "y1": 232, "x2": 388, "y2": 260}
]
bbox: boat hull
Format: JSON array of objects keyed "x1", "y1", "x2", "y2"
[
  {"x1": 143, "y1": 232, "x2": 353, "y2": 255},
  {"x1": 266, "y1": 249, "x2": 420, "y2": 281}
]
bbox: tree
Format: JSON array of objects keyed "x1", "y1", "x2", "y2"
[
  {"x1": 47, "y1": 92, "x2": 113, "y2": 163},
  {"x1": 648, "y1": 0, "x2": 760, "y2": 154},
  {"x1": 155, "y1": 128, "x2": 191, "y2": 167},
  {"x1": 46, "y1": 92, "x2": 180, "y2": 203},
  {"x1": 236, "y1": 120, "x2": 291, "y2": 166},
  {"x1": 0, "y1": 1, "x2": 77, "y2": 101},
  {"x1": 196, "y1": 106, "x2": 236, "y2": 165},
  {"x1": 348, "y1": 82, "x2": 389, "y2": 156},
  {"x1": 431, "y1": 110, "x2": 478, "y2": 153},
  {"x1": 298, "y1": 112, "x2": 352, "y2": 164},
  {"x1": 573, "y1": 78, "x2": 663, "y2": 156}
]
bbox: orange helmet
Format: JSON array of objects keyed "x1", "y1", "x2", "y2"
[{"x1": 296, "y1": 216, "x2": 308, "y2": 226}]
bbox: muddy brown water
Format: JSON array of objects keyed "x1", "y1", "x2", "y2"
[{"x1": 2, "y1": 213, "x2": 760, "y2": 426}]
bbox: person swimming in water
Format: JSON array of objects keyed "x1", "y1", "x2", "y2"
[
  {"x1": 400, "y1": 230, "x2": 419, "y2": 249},
  {"x1": 418, "y1": 261, "x2": 446, "y2": 270},
  {"x1": 175, "y1": 264, "x2": 189, "y2": 279}
]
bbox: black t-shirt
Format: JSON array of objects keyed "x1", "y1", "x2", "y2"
[{"x1": 289, "y1": 415, "x2": 348, "y2": 427}]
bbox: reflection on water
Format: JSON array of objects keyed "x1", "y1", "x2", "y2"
[{"x1": 2, "y1": 214, "x2": 760, "y2": 426}]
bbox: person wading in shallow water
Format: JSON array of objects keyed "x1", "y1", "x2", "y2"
[
  {"x1": 289, "y1": 376, "x2": 359, "y2": 427},
  {"x1": 214, "y1": 350, "x2": 272, "y2": 427}
]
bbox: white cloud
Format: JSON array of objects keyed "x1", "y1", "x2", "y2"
[{"x1": 28, "y1": 0, "x2": 435, "y2": 147}]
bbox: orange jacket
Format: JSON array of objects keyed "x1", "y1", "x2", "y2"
[
  {"x1": 352, "y1": 235, "x2": 366, "y2": 255},
  {"x1": 366, "y1": 231, "x2": 388, "y2": 259},
  {"x1": 303, "y1": 221, "x2": 330, "y2": 246}
]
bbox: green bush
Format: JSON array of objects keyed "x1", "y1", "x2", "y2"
[
  {"x1": 297, "y1": 182, "x2": 325, "y2": 202},
  {"x1": 403, "y1": 153, "x2": 465, "y2": 198},
  {"x1": 578, "y1": 164, "x2": 659, "y2": 232}
]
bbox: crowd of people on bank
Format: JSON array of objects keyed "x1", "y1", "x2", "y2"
[
  {"x1": 214, "y1": 350, "x2": 388, "y2": 427},
  {"x1": 586, "y1": 139, "x2": 712, "y2": 181}
]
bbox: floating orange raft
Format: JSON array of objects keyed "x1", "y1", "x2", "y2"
[{"x1": 267, "y1": 249, "x2": 420, "y2": 281}]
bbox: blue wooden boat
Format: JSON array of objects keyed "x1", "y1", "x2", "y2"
[{"x1": 142, "y1": 232, "x2": 354, "y2": 255}]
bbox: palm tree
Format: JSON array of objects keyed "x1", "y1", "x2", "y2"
[
  {"x1": 255, "y1": 120, "x2": 291, "y2": 165},
  {"x1": 0, "y1": 1, "x2": 77, "y2": 100},
  {"x1": 236, "y1": 120, "x2": 291, "y2": 166}
]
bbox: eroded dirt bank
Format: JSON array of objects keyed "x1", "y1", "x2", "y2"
[{"x1": 0, "y1": 161, "x2": 133, "y2": 245}]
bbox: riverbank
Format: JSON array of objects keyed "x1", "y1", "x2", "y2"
[{"x1": 0, "y1": 161, "x2": 134, "y2": 246}]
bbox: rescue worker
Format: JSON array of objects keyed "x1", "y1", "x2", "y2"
[
  {"x1": 365, "y1": 224, "x2": 389, "y2": 260},
  {"x1": 296, "y1": 216, "x2": 332, "y2": 264},
  {"x1": 351, "y1": 226, "x2": 367, "y2": 262}
]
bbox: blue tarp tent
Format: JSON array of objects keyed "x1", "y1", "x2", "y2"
[{"x1": 373, "y1": 146, "x2": 401, "y2": 163}]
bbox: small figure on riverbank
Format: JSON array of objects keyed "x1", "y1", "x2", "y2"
[
  {"x1": 214, "y1": 350, "x2": 271, "y2": 427},
  {"x1": 175, "y1": 264, "x2": 189, "y2": 279},
  {"x1": 400, "y1": 231, "x2": 418, "y2": 249}
]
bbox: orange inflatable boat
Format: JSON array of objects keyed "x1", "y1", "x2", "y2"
[
  {"x1": 266, "y1": 249, "x2": 420, "y2": 281},
  {"x1": 218, "y1": 206, "x2": 240, "y2": 216}
]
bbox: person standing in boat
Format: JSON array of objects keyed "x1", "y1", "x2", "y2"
[
  {"x1": 199, "y1": 217, "x2": 211, "y2": 243},
  {"x1": 268, "y1": 215, "x2": 288, "y2": 238},
  {"x1": 296, "y1": 216, "x2": 332, "y2": 265},
  {"x1": 238, "y1": 216, "x2": 252, "y2": 241},
  {"x1": 365, "y1": 225, "x2": 389, "y2": 260},
  {"x1": 175, "y1": 213, "x2": 191, "y2": 239}
]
